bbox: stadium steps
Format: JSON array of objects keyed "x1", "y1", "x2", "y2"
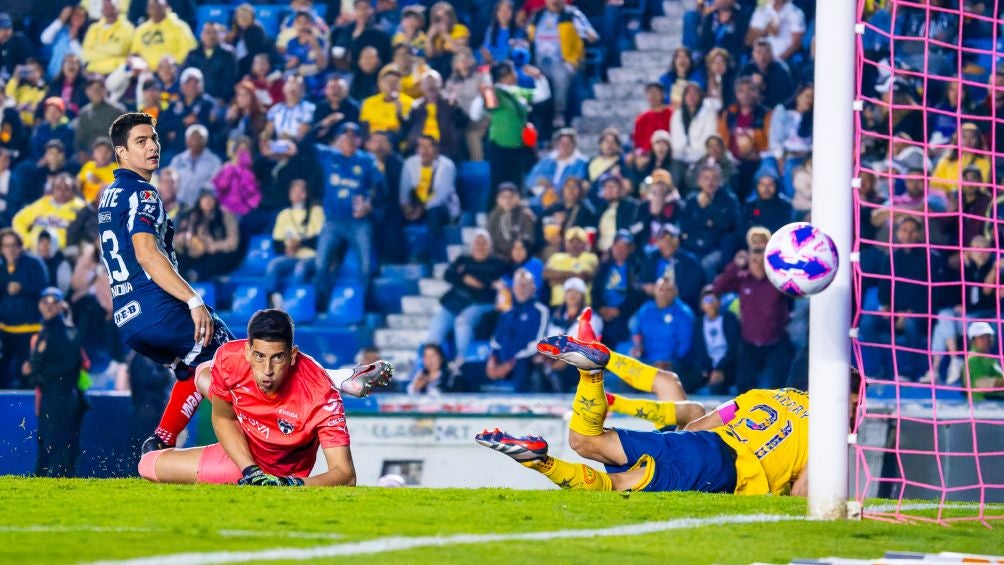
[
  {"x1": 418, "y1": 278, "x2": 450, "y2": 298},
  {"x1": 401, "y1": 295, "x2": 441, "y2": 316},
  {"x1": 386, "y1": 313, "x2": 434, "y2": 330}
]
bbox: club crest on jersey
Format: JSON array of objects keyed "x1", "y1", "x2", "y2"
[
  {"x1": 277, "y1": 418, "x2": 295, "y2": 435},
  {"x1": 139, "y1": 190, "x2": 158, "y2": 203}
]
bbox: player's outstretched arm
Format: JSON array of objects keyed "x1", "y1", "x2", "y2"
[
  {"x1": 304, "y1": 446, "x2": 356, "y2": 486},
  {"x1": 132, "y1": 232, "x2": 214, "y2": 346},
  {"x1": 682, "y1": 408, "x2": 727, "y2": 432},
  {"x1": 210, "y1": 395, "x2": 256, "y2": 471}
]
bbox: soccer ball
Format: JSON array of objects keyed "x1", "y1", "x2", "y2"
[{"x1": 763, "y1": 222, "x2": 839, "y2": 297}]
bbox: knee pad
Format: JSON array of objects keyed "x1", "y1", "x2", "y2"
[{"x1": 138, "y1": 450, "x2": 165, "y2": 482}]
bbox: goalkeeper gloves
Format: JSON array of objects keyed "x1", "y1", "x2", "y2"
[{"x1": 238, "y1": 465, "x2": 304, "y2": 487}]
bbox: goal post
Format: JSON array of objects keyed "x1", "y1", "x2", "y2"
[{"x1": 807, "y1": 0, "x2": 857, "y2": 520}]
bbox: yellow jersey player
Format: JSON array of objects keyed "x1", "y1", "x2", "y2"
[{"x1": 476, "y1": 332, "x2": 809, "y2": 495}]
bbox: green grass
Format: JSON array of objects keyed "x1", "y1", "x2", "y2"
[{"x1": 0, "y1": 478, "x2": 999, "y2": 564}]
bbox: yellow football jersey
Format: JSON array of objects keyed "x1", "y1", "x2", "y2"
[{"x1": 714, "y1": 388, "x2": 809, "y2": 495}]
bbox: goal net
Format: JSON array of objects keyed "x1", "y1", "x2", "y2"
[{"x1": 853, "y1": 0, "x2": 1004, "y2": 523}]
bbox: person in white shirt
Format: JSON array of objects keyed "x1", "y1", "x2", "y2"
[
  {"x1": 169, "y1": 124, "x2": 223, "y2": 207},
  {"x1": 746, "y1": 0, "x2": 806, "y2": 62}
]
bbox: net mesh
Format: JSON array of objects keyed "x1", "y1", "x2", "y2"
[{"x1": 853, "y1": 0, "x2": 1004, "y2": 524}]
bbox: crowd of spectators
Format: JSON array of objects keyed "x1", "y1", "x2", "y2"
[{"x1": 0, "y1": 0, "x2": 996, "y2": 400}]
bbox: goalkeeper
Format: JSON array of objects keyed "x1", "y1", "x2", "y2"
[
  {"x1": 139, "y1": 310, "x2": 392, "y2": 486},
  {"x1": 477, "y1": 315, "x2": 808, "y2": 495}
]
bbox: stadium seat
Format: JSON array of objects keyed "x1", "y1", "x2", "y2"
[
  {"x1": 369, "y1": 276, "x2": 418, "y2": 315},
  {"x1": 190, "y1": 282, "x2": 217, "y2": 308},
  {"x1": 457, "y1": 160, "x2": 490, "y2": 214},
  {"x1": 282, "y1": 284, "x2": 317, "y2": 324},
  {"x1": 234, "y1": 234, "x2": 276, "y2": 276},
  {"x1": 196, "y1": 4, "x2": 232, "y2": 31},
  {"x1": 402, "y1": 223, "x2": 428, "y2": 262},
  {"x1": 253, "y1": 5, "x2": 283, "y2": 38},
  {"x1": 229, "y1": 284, "x2": 267, "y2": 324},
  {"x1": 326, "y1": 282, "x2": 365, "y2": 325},
  {"x1": 381, "y1": 263, "x2": 429, "y2": 280},
  {"x1": 297, "y1": 326, "x2": 361, "y2": 368}
]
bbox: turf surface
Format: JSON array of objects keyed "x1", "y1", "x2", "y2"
[{"x1": 0, "y1": 478, "x2": 999, "y2": 564}]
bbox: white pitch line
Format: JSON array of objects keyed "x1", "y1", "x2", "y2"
[{"x1": 82, "y1": 513, "x2": 800, "y2": 565}]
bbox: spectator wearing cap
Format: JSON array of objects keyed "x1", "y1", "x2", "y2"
[
  {"x1": 0, "y1": 228, "x2": 48, "y2": 388},
  {"x1": 632, "y1": 83, "x2": 672, "y2": 154},
  {"x1": 314, "y1": 122, "x2": 383, "y2": 299},
  {"x1": 596, "y1": 175, "x2": 647, "y2": 254},
  {"x1": 712, "y1": 243, "x2": 792, "y2": 393},
  {"x1": 129, "y1": 0, "x2": 197, "y2": 70},
  {"x1": 931, "y1": 123, "x2": 991, "y2": 196},
  {"x1": 425, "y1": 229, "x2": 508, "y2": 369},
  {"x1": 29, "y1": 98, "x2": 75, "y2": 161},
  {"x1": 184, "y1": 23, "x2": 238, "y2": 101},
  {"x1": 669, "y1": 82, "x2": 721, "y2": 185},
  {"x1": 746, "y1": 0, "x2": 805, "y2": 62},
  {"x1": 403, "y1": 70, "x2": 467, "y2": 160},
  {"x1": 12, "y1": 172, "x2": 85, "y2": 253},
  {"x1": 470, "y1": 61, "x2": 551, "y2": 195},
  {"x1": 45, "y1": 54, "x2": 88, "y2": 116},
  {"x1": 641, "y1": 223, "x2": 703, "y2": 311},
  {"x1": 689, "y1": 285, "x2": 740, "y2": 394},
  {"x1": 331, "y1": 0, "x2": 392, "y2": 72},
  {"x1": 526, "y1": 128, "x2": 589, "y2": 196},
  {"x1": 740, "y1": 163, "x2": 793, "y2": 236},
  {"x1": 169, "y1": 124, "x2": 222, "y2": 208},
  {"x1": 264, "y1": 76, "x2": 316, "y2": 144},
  {"x1": 400, "y1": 134, "x2": 459, "y2": 263},
  {"x1": 77, "y1": 137, "x2": 116, "y2": 203},
  {"x1": 486, "y1": 268, "x2": 550, "y2": 392},
  {"x1": 629, "y1": 276, "x2": 694, "y2": 372},
  {"x1": 158, "y1": 66, "x2": 222, "y2": 160},
  {"x1": 526, "y1": 0, "x2": 597, "y2": 127},
  {"x1": 394, "y1": 6, "x2": 429, "y2": 53},
  {"x1": 738, "y1": 40, "x2": 793, "y2": 109},
  {"x1": 964, "y1": 322, "x2": 1004, "y2": 402},
  {"x1": 23, "y1": 286, "x2": 88, "y2": 476},
  {"x1": 718, "y1": 77, "x2": 771, "y2": 201},
  {"x1": 313, "y1": 76, "x2": 361, "y2": 146},
  {"x1": 679, "y1": 163, "x2": 740, "y2": 280},
  {"x1": 487, "y1": 182, "x2": 537, "y2": 260},
  {"x1": 0, "y1": 13, "x2": 33, "y2": 79},
  {"x1": 360, "y1": 66, "x2": 414, "y2": 135},
  {"x1": 594, "y1": 229, "x2": 645, "y2": 349},
  {"x1": 73, "y1": 77, "x2": 126, "y2": 158},
  {"x1": 643, "y1": 169, "x2": 684, "y2": 233},
  {"x1": 630, "y1": 129, "x2": 673, "y2": 189},
  {"x1": 81, "y1": 0, "x2": 135, "y2": 76},
  {"x1": 544, "y1": 226, "x2": 599, "y2": 307},
  {"x1": 544, "y1": 275, "x2": 601, "y2": 391}
]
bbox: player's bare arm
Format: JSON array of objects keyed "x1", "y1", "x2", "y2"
[
  {"x1": 790, "y1": 469, "x2": 808, "y2": 497},
  {"x1": 683, "y1": 408, "x2": 727, "y2": 432},
  {"x1": 132, "y1": 232, "x2": 214, "y2": 346},
  {"x1": 210, "y1": 395, "x2": 256, "y2": 471},
  {"x1": 304, "y1": 446, "x2": 356, "y2": 487}
]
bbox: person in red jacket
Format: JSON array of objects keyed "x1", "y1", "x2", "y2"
[{"x1": 632, "y1": 82, "x2": 672, "y2": 153}]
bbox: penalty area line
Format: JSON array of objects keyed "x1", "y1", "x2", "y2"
[{"x1": 83, "y1": 513, "x2": 802, "y2": 565}]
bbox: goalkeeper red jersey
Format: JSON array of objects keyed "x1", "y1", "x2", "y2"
[{"x1": 209, "y1": 340, "x2": 350, "y2": 478}]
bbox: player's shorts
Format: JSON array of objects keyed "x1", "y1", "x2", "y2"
[
  {"x1": 124, "y1": 306, "x2": 234, "y2": 380},
  {"x1": 605, "y1": 429, "x2": 737, "y2": 493},
  {"x1": 196, "y1": 443, "x2": 243, "y2": 484}
]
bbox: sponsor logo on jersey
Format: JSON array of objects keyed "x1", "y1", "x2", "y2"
[
  {"x1": 113, "y1": 301, "x2": 142, "y2": 327},
  {"x1": 111, "y1": 282, "x2": 134, "y2": 298},
  {"x1": 139, "y1": 190, "x2": 158, "y2": 203},
  {"x1": 278, "y1": 408, "x2": 299, "y2": 419},
  {"x1": 277, "y1": 418, "x2": 294, "y2": 435},
  {"x1": 98, "y1": 212, "x2": 112, "y2": 224}
]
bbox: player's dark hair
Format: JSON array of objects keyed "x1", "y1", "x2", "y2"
[
  {"x1": 109, "y1": 112, "x2": 155, "y2": 152},
  {"x1": 247, "y1": 309, "x2": 295, "y2": 349}
]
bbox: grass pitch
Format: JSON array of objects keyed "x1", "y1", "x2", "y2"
[{"x1": 0, "y1": 478, "x2": 999, "y2": 564}]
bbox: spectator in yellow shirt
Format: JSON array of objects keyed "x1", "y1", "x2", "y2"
[
  {"x1": 930, "y1": 123, "x2": 991, "y2": 195},
  {"x1": 77, "y1": 137, "x2": 116, "y2": 203},
  {"x1": 12, "y1": 173, "x2": 86, "y2": 252},
  {"x1": 544, "y1": 226, "x2": 599, "y2": 307},
  {"x1": 4, "y1": 60, "x2": 47, "y2": 127},
  {"x1": 130, "y1": 0, "x2": 197, "y2": 70},
  {"x1": 81, "y1": 0, "x2": 135, "y2": 75},
  {"x1": 359, "y1": 66, "x2": 414, "y2": 135}
]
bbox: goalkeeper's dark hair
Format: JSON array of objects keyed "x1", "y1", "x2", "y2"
[
  {"x1": 109, "y1": 112, "x2": 155, "y2": 151},
  {"x1": 247, "y1": 309, "x2": 295, "y2": 349}
]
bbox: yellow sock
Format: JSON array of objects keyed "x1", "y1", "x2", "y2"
[
  {"x1": 606, "y1": 351, "x2": 659, "y2": 392},
  {"x1": 569, "y1": 369, "x2": 607, "y2": 436},
  {"x1": 608, "y1": 394, "x2": 677, "y2": 429},
  {"x1": 523, "y1": 456, "x2": 613, "y2": 491}
]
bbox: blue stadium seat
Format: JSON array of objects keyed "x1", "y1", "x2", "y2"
[
  {"x1": 458, "y1": 160, "x2": 490, "y2": 213},
  {"x1": 326, "y1": 282, "x2": 365, "y2": 325},
  {"x1": 463, "y1": 340, "x2": 492, "y2": 362},
  {"x1": 282, "y1": 284, "x2": 317, "y2": 324},
  {"x1": 197, "y1": 4, "x2": 232, "y2": 31},
  {"x1": 298, "y1": 326, "x2": 361, "y2": 368},
  {"x1": 402, "y1": 223, "x2": 428, "y2": 262},
  {"x1": 369, "y1": 277, "x2": 418, "y2": 314},
  {"x1": 229, "y1": 284, "x2": 266, "y2": 324},
  {"x1": 191, "y1": 282, "x2": 217, "y2": 308},
  {"x1": 253, "y1": 5, "x2": 283, "y2": 38},
  {"x1": 445, "y1": 224, "x2": 463, "y2": 245},
  {"x1": 337, "y1": 245, "x2": 365, "y2": 282},
  {"x1": 234, "y1": 234, "x2": 276, "y2": 276}
]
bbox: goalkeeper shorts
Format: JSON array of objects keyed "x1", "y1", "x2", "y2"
[{"x1": 196, "y1": 443, "x2": 243, "y2": 484}]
